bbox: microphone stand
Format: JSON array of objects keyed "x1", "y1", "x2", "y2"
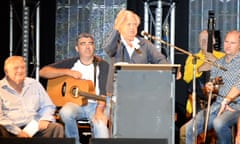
[
  {"x1": 192, "y1": 57, "x2": 198, "y2": 144},
  {"x1": 200, "y1": 10, "x2": 215, "y2": 144},
  {"x1": 141, "y1": 31, "x2": 227, "y2": 144},
  {"x1": 141, "y1": 32, "x2": 227, "y2": 72}
]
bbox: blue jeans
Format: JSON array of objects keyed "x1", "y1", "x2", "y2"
[
  {"x1": 184, "y1": 102, "x2": 240, "y2": 144},
  {"x1": 59, "y1": 99, "x2": 110, "y2": 144}
]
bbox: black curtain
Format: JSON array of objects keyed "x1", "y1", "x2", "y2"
[
  {"x1": 39, "y1": 0, "x2": 56, "y2": 86},
  {"x1": 0, "y1": 0, "x2": 56, "y2": 81},
  {"x1": 0, "y1": 1, "x2": 10, "y2": 79},
  {"x1": 127, "y1": 0, "x2": 145, "y2": 34},
  {"x1": 39, "y1": 0, "x2": 56, "y2": 68}
]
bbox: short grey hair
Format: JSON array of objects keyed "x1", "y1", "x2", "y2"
[{"x1": 76, "y1": 33, "x2": 94, "y2": 45}]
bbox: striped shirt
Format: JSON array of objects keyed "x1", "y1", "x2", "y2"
[{"x1": 211, "y1": 54, "x2": 240, "y2": 104}]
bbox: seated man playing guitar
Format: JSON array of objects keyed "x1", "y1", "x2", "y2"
[{"x1": 39, "y1": 33, "x2": 110, "y2": 144}]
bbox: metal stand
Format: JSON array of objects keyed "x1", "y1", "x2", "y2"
[
  {"x1": 9, "y1": 0, "x2": 40, "y2": 80},
  {"x1": 192, "y1": 57, "x2": 197, "y2": 144},
  {"x1": 143, "y1": 0, "x2": 176, "y2": 63}
]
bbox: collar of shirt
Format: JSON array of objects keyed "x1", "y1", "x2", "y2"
[{"x1": 120, "y1": 36, "x2": 140, "y2": 57}]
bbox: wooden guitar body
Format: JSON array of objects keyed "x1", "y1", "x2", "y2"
[{"x1": 47, "y1": 76, "x2": 95, "y2": 107}]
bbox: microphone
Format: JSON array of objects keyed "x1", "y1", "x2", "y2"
[
  {"x1": 141, "y1": 30, "x2": 167, "y2": 45},
  {"x1": 141, "y1": 31, "x2": 161, "y2": 42},
  {"x1": 141, "y1": 31, "x2": 152, "y2": 38}
]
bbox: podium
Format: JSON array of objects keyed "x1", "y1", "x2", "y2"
[{"x1": 112, "y1": 63, "x2": 180, "y2": 144}]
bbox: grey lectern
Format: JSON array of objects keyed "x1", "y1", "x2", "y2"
[{"x1": 112, "y1": 63, "x2": 181, "y2": 144}]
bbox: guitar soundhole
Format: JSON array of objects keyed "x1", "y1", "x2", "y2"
[
  {"x1": 71, "y1": 87, "x2": 79, "y2": 98},
  {"x1": 62, "y1": 82, "x2": 67, "y2": 96}
]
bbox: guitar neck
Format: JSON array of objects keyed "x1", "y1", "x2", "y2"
[{"x1": 73, "y1": 89, "x2": 106, "y2": 101}]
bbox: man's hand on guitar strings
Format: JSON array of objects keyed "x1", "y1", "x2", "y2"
[{"x1": 67, "y1": 70, "x2": 83, "y2": 79}]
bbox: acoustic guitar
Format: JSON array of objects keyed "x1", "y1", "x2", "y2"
[{"x1": 47, "y1": 76, "x2": 106, "y2": 107}]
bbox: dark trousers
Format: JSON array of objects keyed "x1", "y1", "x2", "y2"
[{"x1": 0, "y1": 123, "x2": 64, "y2": 138}]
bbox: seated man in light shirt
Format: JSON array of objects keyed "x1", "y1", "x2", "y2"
[{"x1": 0, "y1": 56, "x2": 64, "y2": 138}]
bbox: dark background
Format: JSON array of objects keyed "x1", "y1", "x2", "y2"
[{"x1": 0, "y1": 0, "x2": 189, "y2": 142}]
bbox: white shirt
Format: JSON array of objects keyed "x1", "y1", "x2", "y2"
[
  {"x1": 121, "y1": 36, "x2": 140, "y2": 58},
  {"x1": 71, "y1": 60, "x2": 100, "y2": 103}
]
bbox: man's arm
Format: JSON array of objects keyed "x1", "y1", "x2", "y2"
[
  {"x1": 40, "y1": 66, "x2": 82, "y2": 79},
  {"x1": 40, "y1": 66, "x2": 72, "y2": 79}
]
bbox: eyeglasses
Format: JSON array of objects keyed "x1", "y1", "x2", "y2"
[{"x1": 79, "y1": 42, "x2": 94, "y2": 46}]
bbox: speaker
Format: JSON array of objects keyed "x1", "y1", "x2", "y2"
[
  {"x1": 90, "y1": 138, "x2": 168, "y2": 144},
  {"x1": 113, "y1": 70, "x2": 175, "y2": 144},
  {"x1": 0, "y1": 138, "x2": 75, "y2": 144}
]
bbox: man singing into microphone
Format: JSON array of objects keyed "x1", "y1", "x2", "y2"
[
  {"x1": 103, "y1": 9, "x2": 172, "y2": 96},
  {"x1": 104, "y1": 9, "x2": 168, "y2": 64}
]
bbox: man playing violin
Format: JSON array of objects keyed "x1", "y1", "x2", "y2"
[
  {"x1": 183, "y1": 30, "x2": 225, "y2": 120},
  {"x1": 181, "y1": 30, "x2": 240, "y2": 144}
]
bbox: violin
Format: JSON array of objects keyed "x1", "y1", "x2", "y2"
[
  {"x1": 198, "y1": 76, "x2": 224, "y2": 144},
  {"x1": 202, "y1": 76, "x2": 224, "y2": 98}
]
